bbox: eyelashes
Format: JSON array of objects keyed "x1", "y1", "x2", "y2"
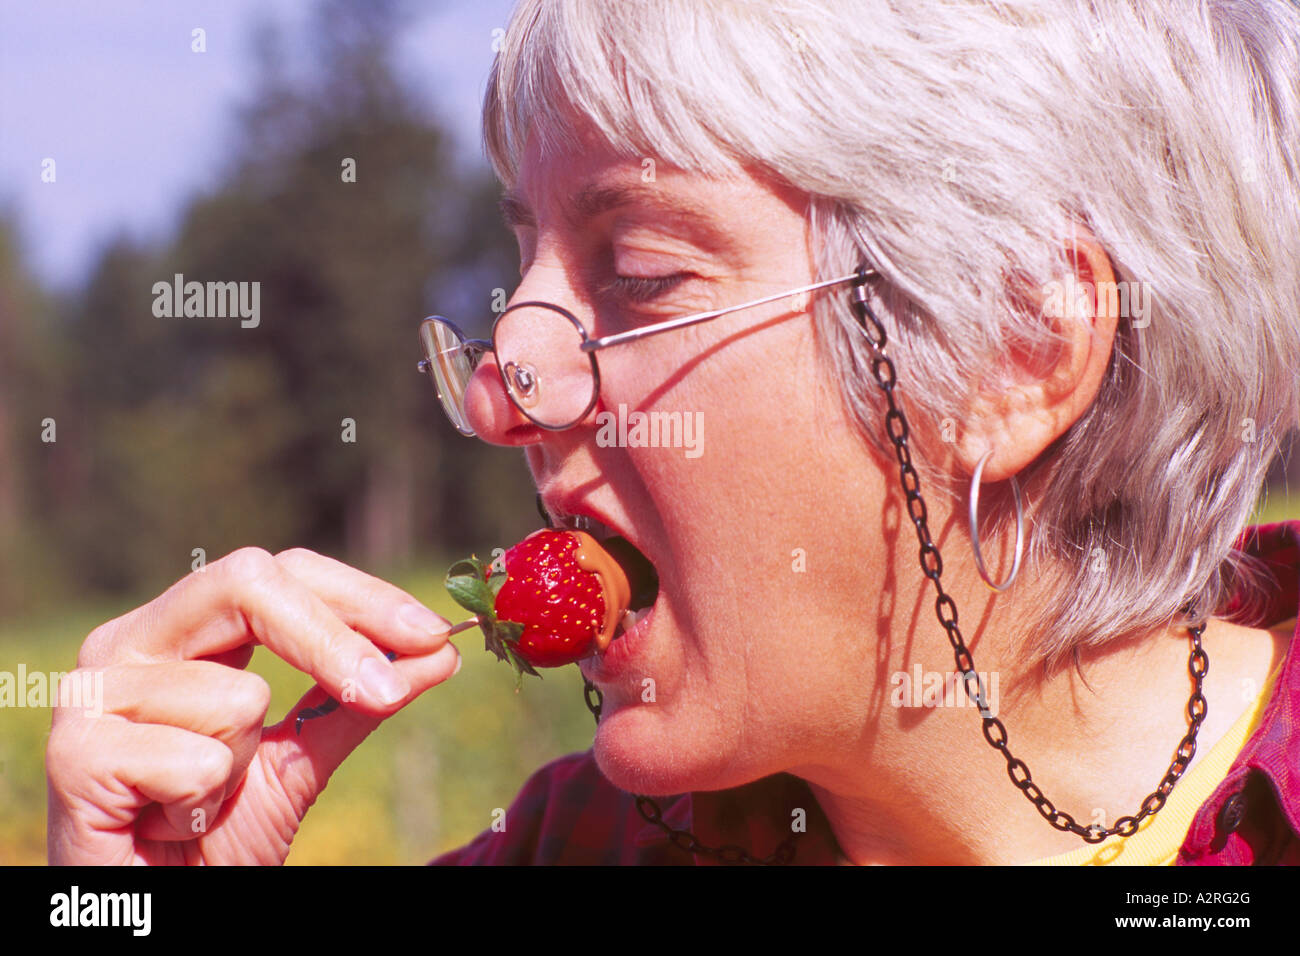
[
  {"x1": 599, "y1": 273, "x2": 690, "y2": 304},
  {"x1": 506, "y1": 254, "x2": 694, "y2": 306}
]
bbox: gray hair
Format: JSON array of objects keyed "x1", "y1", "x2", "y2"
[{"x1": 482, "y1": 0, "x2": 1300, "y2": 674}]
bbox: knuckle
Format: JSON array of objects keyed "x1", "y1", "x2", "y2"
[
  {"x1": 45, "y1": 724, "x2": 71, "y2": 769},
  {"x1": 77, "y1": 610, "x2": 142, "y2": 666},
  {"x1": 45, "y1": 722, "x2": 90, "y2": 791},
  {"x1": 190, "y1": 741, "x2": 235, "y2": 795},
  {"x1": 273, "y1": 546, "x2": 318, "y2": 569},
  {"x1": 77, "y1": 626, "x2": 111, "y2": 668},
  {"x1": 316, "y1": 625, "x2": 355, "y2": 670},
  {"x1": 228, "y1": 672, "x2": 273, "y2": 722},
  {"x1": 215, "y1": 547, "x2": 279, "y2": 586},
  {"x1": 49, "y1": 669, "x2": 88, "y2": 713}
]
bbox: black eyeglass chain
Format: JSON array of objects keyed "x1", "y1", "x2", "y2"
[{"x1": 574, "y1": 266, "x2": 1209, "y2": 863}]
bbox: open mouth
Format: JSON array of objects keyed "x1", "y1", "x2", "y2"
[{"x1": 548, "y1": 511, "x2": 659, "y2": 643}]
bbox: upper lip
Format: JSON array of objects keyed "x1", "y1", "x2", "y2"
[{"x1": 538, "y1": 490, "x2": 648, "y2": 563}]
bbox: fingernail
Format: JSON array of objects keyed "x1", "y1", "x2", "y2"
[
  {"x1": 359, "y1": 656, "x2": 409, "y2": 706},
  {"x1": 398, "y1": 602, "x2": 450, "y2": 637}
]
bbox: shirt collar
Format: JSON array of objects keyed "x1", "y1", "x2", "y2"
[
  {"x1": 1197, "y1": 520, "x2": 1300, "y2": 839},
  {"x1": 634, "y1": 770, "x2": 843, "y2": 865}
]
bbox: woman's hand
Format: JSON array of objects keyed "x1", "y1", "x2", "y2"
[{"x1": 46, "y1": 547, "x2": 461, "y2": 865}]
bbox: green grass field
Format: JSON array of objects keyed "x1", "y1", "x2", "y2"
[
  {"x1": 1252, "y1": 489, "x2": 1298, "y2": 527},
  {"x1": 2, "y1": 492, "x2": 1296, "y2": 865}
]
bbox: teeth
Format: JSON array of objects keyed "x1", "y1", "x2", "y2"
[
  {"x1": 555, "y1": 512, "x2": 612, "y2": 540},
  {"x1": 618, "y1": 607, "x2": 650, "y2": 635}
]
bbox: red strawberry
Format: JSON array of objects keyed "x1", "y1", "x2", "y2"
[
  {"x1": 445, "y1": 529, "x2": 630, "y2": 687},
  {"x1": 495, "y1": 531, "x2": 606, "y2": 667}
]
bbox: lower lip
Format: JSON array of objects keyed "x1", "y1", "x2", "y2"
[{"x1": 581, "y1": 600, "x2": 657, "y2": 682}]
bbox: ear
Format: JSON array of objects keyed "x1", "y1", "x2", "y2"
[{"x1": 955, "y1": 227, "x2": 1121, "y2": 482}]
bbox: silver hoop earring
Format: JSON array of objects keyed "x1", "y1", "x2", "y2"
[{"x1": 968, "y1": 449, "x2": 1024, "y2": 592}]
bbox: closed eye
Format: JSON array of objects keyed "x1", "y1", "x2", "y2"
[{"x1": 598, "y1": 273, "x2": 690, "y2": 304}]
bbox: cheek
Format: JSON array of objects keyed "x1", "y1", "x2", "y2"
[
  {"x1": 622, "y1": 328, "x2": 844, "y2": 615},
  {"x1": 600, "y1": 320, "x2": 874, "y2": 609}
]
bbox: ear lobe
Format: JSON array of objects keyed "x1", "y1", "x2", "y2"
[{"x1": 954, "y1": 228, "x2": 1121, "y2": 483}]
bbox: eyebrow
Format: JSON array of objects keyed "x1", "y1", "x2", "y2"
[{"x1": 498, "y1": 183, "x2": 735, "y2": 255}]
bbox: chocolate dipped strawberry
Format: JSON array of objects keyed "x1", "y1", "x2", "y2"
[{"x1": 445, "y1": 529, "x2": 631, "y2": 687}]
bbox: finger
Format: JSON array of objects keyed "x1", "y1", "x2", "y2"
[
  {"x1": 79, "y1": 547, "x2": 412, "y2": 712},
  {"x1": 264, "y1": 641, "x2": 461, "y2": 796},
  {"x1": 86, "y1": 663, "x2": 271, "y2": 800},
  {"x1": 392, "y1": 640, "x2": 463, "y2": 698},
  {"x1": 272, "y1": 548, "x2": 451, "y2": 656},
  {"x1": 47, "y1": 718, "x2": 232, "y2": 862},
  {"x1": 283, "y1": 640, "x2": 462, "y2": 742},
  {"x1": 198, "y1": 644, "x2": 256, "y2": 670}
]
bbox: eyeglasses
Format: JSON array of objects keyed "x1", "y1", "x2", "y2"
[{"x1": 417, "y1": 267, "x2": 877, "y2": 436}]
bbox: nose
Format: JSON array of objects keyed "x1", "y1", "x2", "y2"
[
  {"x1": 462, "y1": 351, "x2": 548, "y2": 447},
  {"x1": 464, "y1": 256, "x2": 596, "y2": 446}
]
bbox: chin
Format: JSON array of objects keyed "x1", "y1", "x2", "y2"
[{"x1": 588, "y1": 698, "x2": 748, "y2": 797}]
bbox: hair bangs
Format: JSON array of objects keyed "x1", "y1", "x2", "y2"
[{"x1": 482, "y1": 0, "x2": 815, "y2": 187}]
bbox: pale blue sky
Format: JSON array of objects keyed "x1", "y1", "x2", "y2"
[{"x1": 0, "y1": 0, "x2": 518, "y2": 290}]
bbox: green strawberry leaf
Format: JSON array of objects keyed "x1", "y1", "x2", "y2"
[
  {"x1": 445, "y1": 559, "x2": 497, "y2": 618},
  {"x1": 483, "y1": 635, "x2": 505, "y2": 662},
  {"x1": 479, "y1": 619, "x2": 506, "y2": 661},
  {"x1": 480, "y1": 619, "x2": 539, "y2": 689},
  {"x1": 447, "y1": 556, "x2": 542, "y2": 690},
  {"x1": 496, "y1": 620, "x2": 524, "y2": 644},
  {"x1": 446, "y1": 576, "x2": 495, "y2": 618},
  {"x1": 504, "y1": 644, "x2": 540, "y2": 691},
  {"x1": 448, "y1": 555, "x2": 488, "y2": 579}
]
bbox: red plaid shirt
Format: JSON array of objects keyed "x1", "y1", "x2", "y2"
[{"x1": 429, "y1": 521, "x2": 1300, "y2": 865}]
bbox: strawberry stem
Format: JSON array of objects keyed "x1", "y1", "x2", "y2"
[{"x1": 445, "y1": 555, "x2": 541, "y2": 689}]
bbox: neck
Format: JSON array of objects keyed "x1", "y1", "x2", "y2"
[{"x1": 794, "y1": 608, "x2": 1288, "y2": 866}]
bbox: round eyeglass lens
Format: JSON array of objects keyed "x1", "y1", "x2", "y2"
[
  {"x1": 493, "y1": 303, "x2": 597, "y2": 429},
  {"x1": 419, "y1": 319, "x2": 476, "y2": 436}
]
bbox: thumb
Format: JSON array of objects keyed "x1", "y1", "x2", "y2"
[{"x1": 262, "y1": 641, "x2": 461, "y2": 802}]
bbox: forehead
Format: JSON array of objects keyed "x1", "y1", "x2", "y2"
[{"x1": 506, "y1": 128, "x2": 807, "y2": 246}]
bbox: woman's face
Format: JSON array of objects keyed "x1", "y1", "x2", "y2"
[{"x1": 464, "y1": 129, "x2": 902, "y2": 795}]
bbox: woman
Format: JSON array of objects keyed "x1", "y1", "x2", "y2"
[{"x1": 47, "y1": 0, "x2": 1300, "y2": 865}]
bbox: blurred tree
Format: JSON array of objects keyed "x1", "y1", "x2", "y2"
[
  {"x1": 0, "y1": 218, "x2": 69, "y2": 611},
  {"x1": 7, "y1": 0, "x2": 534, "y2": 607}
]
